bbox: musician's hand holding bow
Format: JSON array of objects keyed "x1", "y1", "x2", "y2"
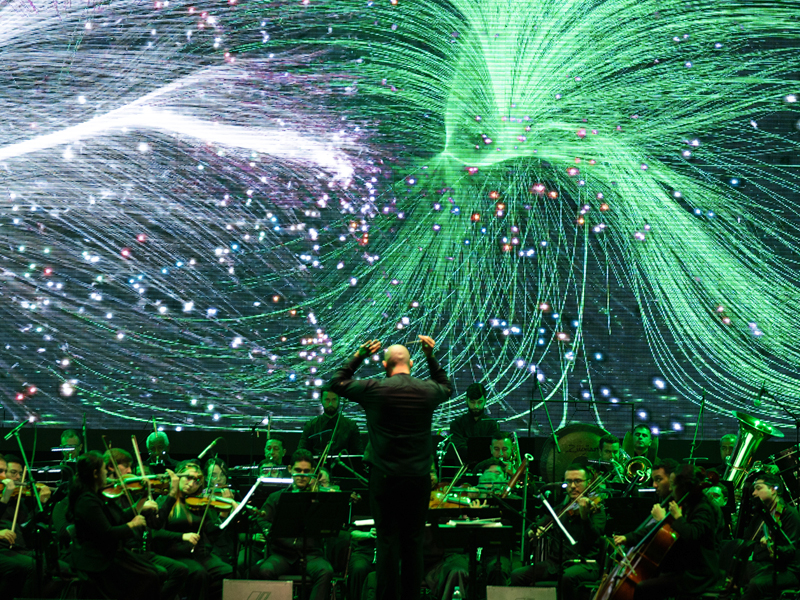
[
  {"x1": 0, "y1": 479, "x2": 14, "y2": 503},
  {"x1": 0, "y1": 529, "x2": 16, "y2": 545},
  {"x1": 166, "y1": 469, "x2": 180, "y2": 499},
  {"x1": 668, "y1": 501, "x2": 682, "y2": 520},
  {"x1": 651, "y1": 504, "x2": 666, "y2": 521},
  {"x1": 141, "y1": 499, "x2": 159, "y2": 513},
  {"x1": 127, "y1": 514, "x2": 147, "y2": 530},
  {"x1": 613, "y1": 535, "x2": 627, "y2": 546},
  {"x1": 182, "y1": 532, "x2": 201, "y2": 546}
]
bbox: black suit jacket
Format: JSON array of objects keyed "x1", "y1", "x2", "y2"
[
  {"x1": 72, "y1": 490, "x2": 136, "y2": 572},
  {"x1": 331, "y1": 354, "x2": 451, "y2": 477}
]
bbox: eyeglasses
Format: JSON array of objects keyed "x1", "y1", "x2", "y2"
[{"x1": 564, "y1": 479, "x2": 586, "y2": 486}]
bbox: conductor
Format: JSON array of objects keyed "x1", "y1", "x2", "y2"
[{"x1": 330, "y1": 336, "x2": 451, "y2": 600}]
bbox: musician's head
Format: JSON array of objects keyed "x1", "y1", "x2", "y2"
[
  {"x1": 61, "y1": 429, "x2": 83, "y2": 460},
  {"x1": 752, "y1": 472, "x2": 783, "y2": 507},
  {"x1": 4, "y1": 455, "x2": 23, "y2": 483},
  {"x1": 490, "y1": 433, "x2": 513, "y2": 462},
  {"x1": 599, "y1": 434, "x2": 620, "y2": 461},
  {"x1": 103, "y1": 448, "x2": 133, "y2": 477},
  {"x1": 176, "y1": 460, "x2": 204, "y2": 496},
  {"x1": 319, "y1": 384, "x2": 341, "y2": 416},
  {"x1": 290, "y1": 449, "x2": 315, "y2": 491},
  {"x1": 671, "y1": 463, "x2": 706, "y2": 501},
  {"x1": 564, "y1": 462, "x2": 593, "y2": 500},
  {"x1": 0, "y1": 453, "x2": 6, "y2": 479},
  {"x1": 75, "y1": 450, "x2": 107, "y2": 491},
  {"x1": 315, "y1": 466, "x2": 332, "y2": 489},
  {"x1": 651, "y1": 458, "x2": 678, "y2": 500},
  {"x1": 466, "y1": 383, "x2": 488, "y2": 416},
  {"x1": 147, "y1": 431, "x2": 170, "y2": 456},
  {"x1": 477, "y1": 458, "x2": 509, "y2": 492},
  {"x1": 207, "y1": 458, "x2": 229, "y2": 487},
  {"x1": 264, "y1": 435, "x2": 287, "y2": 464},
  {"x1": 705, "y1": 484, "x2": 728, "y2": 508},
  {"x1": 383, "y1": 344, "x2": 413, "y2": 376},
  {"x1": 632, "y1": 425, "x2": 653, "y2": 452},
  {"x1": 720, "y1": 434, "x2": 737, "y2": 462}
]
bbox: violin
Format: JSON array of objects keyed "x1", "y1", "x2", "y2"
[
  {"x1": 564, "y1": 493, "x2": 603, "y2": 517},
  {"x1": 184, "y1": 494, "x2": 267, "y2": 518},
  {"x1": 102, "y1": 474, "x2": 170, "y2": 499},
  {"x1": 0, "y1": 481, "x2": 49, "y2": 497},
  {"x1": 429, "y1": 484, "x2": 481, "y2": 509}
]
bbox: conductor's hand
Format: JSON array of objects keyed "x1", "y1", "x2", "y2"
[
  {"x1": 356, "y1": 340, "x2": 382, "y2": 360},
  {"x1": 127, "y1": 515, "x2": 147, "y2": 530},
  {"x1": 418, "y1": 335, "x2": 435, "y2": 357},
  {"x1": 613, "y1": 535, "x2": 627, "y2": 546},
  {"x1": 182, "y1": 533, "x2": 201, "y2": 546}
]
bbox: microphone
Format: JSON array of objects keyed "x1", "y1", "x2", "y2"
[{"x1": 198, "y1": 437, "x2": 224, "y2": 460}]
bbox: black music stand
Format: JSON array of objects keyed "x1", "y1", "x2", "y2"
[
  {"x1": 430, "y1": 521, "x2": 515, "y2": 597},
  {"x1": 269, "y1": 492, "x2": 351, "y2": 598}
]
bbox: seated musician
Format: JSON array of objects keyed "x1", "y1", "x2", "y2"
[
  {"x1": 67, "y1": 451, "x2": 162, "y2": 600},
  {"x1": 152, "y1": 460, "x2": 234, "y2": 600},
  {"x1": 104, "y1": 447, "x2": 134, "y2": 477},
  {"x1": 489, "y1": 433, "x2": 516, "y2": 478},
  {"x1": 627, "y1": 464, "x2": 723, "y2": 600},
  {"x1": 0, "y1": 453, "x2": 35, "y2": 599},
  {"x1": 622, "y1": 424, "x2": 658, "y2": 463},
  {"x1": 474, "y1": 458, "x2": 510, "y2": 496},
  {"x1": 147, "y1": 431, "x2": 178, "y2": 471},
  {"x1": 246, "y1": 449, "x2": 334, "y2": 600},
  {"x1": 613, "y1": 458, "x2": 678, "y2": 547},
  {"x1": 720, "y1": 434, "x2": 737, "y2": 465},
  {"x1": 4, "y1": 454, "x2": 52, "y2": 504},
  {"x1": 735, "y1": 472, "x2": 800, "y2": 600},
  {"x1": 599, "y1": 434, "x2": 627, "y2": 483},
  {"x1": 299, "y1": 385, "x2": 364, "y2": 458},
  {"x1": 61, "y1": 429, "x2": 83, "y2": 462},
  {"x1": 449, "y1": 383, "x2": 501, "y2": 460},
  {"x1": 258, "y1": 435, "x2": 291, "y2": 478},
  {"x1": 510, "y1": 461, "x2": 606, "y2": 600},
  {"x1": 205, "y1": 457, "x2": 237, "y2": 566}
]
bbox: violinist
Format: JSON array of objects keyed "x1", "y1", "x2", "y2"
[
  {"x1": 104, "y1": 447, "x2": 134, "y2": 477},
  {"x1": 736, "y1": 473, "x2": 800, "y2": 600},
  {"x1": 5, "y1": 454, "x2": 51, "y2": 504},
  {"x1": 152, "y1": 460, "x2": 234, "y2": 600},
  {"x1": 67, "y1": 451, "x2": 162, "y2": 600},
  {"x1": 0, "y1": 453, "x2": 35, "y2": 599},
  {"x1": 298, "y1": 385, "x2": 364, "y2": 457},
  {"x1": 627, "y1": 464, "x2": 723, "y2": 600},
  {"x1": 206, "y1": 457, "x2": 237, "y2": 566},
  {"x1": 245, "y1": 449, "x2": 334, "y2": 600},
  {"x1": 613, "y1": 458, "x2": 677, "y2": 548},
  {"x1": 509, "y1": 462, "x2": 606, "y2": 600}
]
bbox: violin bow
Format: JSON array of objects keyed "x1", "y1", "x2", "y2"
[
  {"x1": 102, "y1": 436, "x2": 138, "y2": 514},
  {"x1": 131, "y1": 436, "x2": 153, "y2": 503},
  {"x1": 190, "y1": 459, "x2": 216, "y2": 553},
  {"x1": 9, "y1": 466, "x2": 27, "y2": 549}
]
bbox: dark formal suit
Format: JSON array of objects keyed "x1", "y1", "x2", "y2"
[
  {"x1": 298, "y1": 412, "x2": 363, "y2": 457},
  {"x1": 331, "y1": 352, "x2": 451, "y2": 600},
  {"x1": 449, "y1": 411, "x2": 501, "y2": 458},
  {"x1": 632, "y1": 493, "x2": 723, "y2": 600},
  {"x1": 70, "y1": 490, "x2": 162, "y2": 600}
]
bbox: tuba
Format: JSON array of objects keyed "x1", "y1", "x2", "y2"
[{"x1": 723, "y1": 411, "x2": 783, "y2": 492}]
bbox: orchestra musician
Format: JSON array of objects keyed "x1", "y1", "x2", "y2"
[
  {"x1": 104, "y1": 447, "x2": 135, "y2": 477},
  {"x1": 152, "y1": 460, "x2": 234, "y2": 600},
  {"x1": 509, "y1": 462, "x2": 606, "y2": 600},
  {"x1": 298, "y1": 384, "x2": 363, "y2": 457},
  {"x1": 330, "y1": 336, "x2": 451, "y2": 600},
  {"x1": 258, "y1": 435, "x2": 291, "y2": 478},
  {"x1": 147, "y1": 431, "x2": 178, "y2": 471},
  {"x1": 246, "y1": 449, "x2": 334, "y2": 600},
  {"x1": 626, "y1": 464, "x2": 723, "y2": 600},
  {"x1": 61, "y1": 429, "x2": 83, "y2": 461},
  {"x1": 623, "y1": 424, "x2": 658, "y2": 463},
  {"x1": 736, "y1": 472, "x2": 800, "y2": 600},
  {"x1": 598, "y1": 434, "x2": 626, "y2": 483},
  {"x1": 720, "y1": 434, "x2": 737, "y2": 464},
  {"x1": 613, "y1": 458, "x2": 678, "y2": 548},
  {"x1": 0, "y1": 453, "x2": 36, "y2": 599},
  {"x1": 489, "y1": 433, "x2": 515, "y2": 478},
  {"x1": 449, "y1": 383, "x2": 501, "y2": 459},
  {"x1": 67, "y1": 451, "x2": 163, "y2": 600},
  {"x1": 205, "y1": 457, "x2": 237, "y2": 566}
]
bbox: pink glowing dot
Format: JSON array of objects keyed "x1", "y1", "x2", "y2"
[{"x1": 576, "y1": 128, "x2": 587, "y2": 138}]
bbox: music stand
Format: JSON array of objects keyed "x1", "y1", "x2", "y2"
[{"x1": 269, "y1": 492, "x2": 351, "y2": 598}]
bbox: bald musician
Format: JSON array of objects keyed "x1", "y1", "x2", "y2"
[{"x1": 330, "y1": 336, "x2": 451, "y2": 600}]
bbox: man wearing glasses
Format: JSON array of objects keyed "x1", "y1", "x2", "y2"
[
  {"x1": 509, "y1": 462, "x2": 606, "y2": 600},
  {"x1": 247, "y1": 449, "x2": 334, "y2": 600}
]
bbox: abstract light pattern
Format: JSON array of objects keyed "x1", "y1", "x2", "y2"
[{"x1": 1, "y1": 0, "x2": 799, "y2": 436}]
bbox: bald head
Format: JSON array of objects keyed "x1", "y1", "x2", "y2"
[{"x1": 383, "y1": 344, "x2": 412, "y2": 375}]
